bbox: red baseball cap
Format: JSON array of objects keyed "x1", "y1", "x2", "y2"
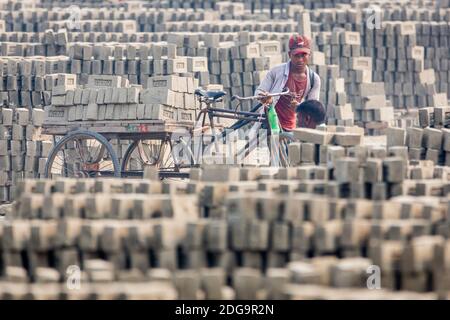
[{"x1": 289, "y1": 34, "x2": 311, "y2": 55}]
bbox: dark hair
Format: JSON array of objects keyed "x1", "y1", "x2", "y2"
[{"x1": 296, "y1": 100, "x2": 326, "y2": 124}]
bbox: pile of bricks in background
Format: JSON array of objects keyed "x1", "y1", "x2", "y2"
[
  {"x1": 310, "y1": 4, "x2": 450, "y2": 104},
  {"x1": 0, "y1": 1, "x2": 447, "y2": 185},
  {"x1": 367, "y1": 22, "x2": 448, "y2": 116},
  {"x1": 0, "y1": 29, "x2": 68, "y2": 56},
  {"x1": 315, "y1": 30, "x2": 394, "y2": 132},
  {"x1": 1, "y1": 1, "x2": 449, "y2": 117},
  {"x1": 0, "y1": 162, "x2": 448, "y2": 299},
  {"x1": 0, "y1": 107, "x2": 51, "y2": 203},
  {"x1": 307, "y1": 51, "x2": 353, "y2": 126},
  {"x1": 67, "y1": 41, "x2": 209, "y2": 87},
  {"x1": 386, "y1": 120, "x2": 450, "y2": 165},
  {"x1": 0, "y1": 54, "x2": 65, "y2": 203},
  {"x1": 0, "y1": 0, "x2": 450, "y2": 300},
  {"x1": 0, "y1": 56, "x2": 69, "y2": 108}
]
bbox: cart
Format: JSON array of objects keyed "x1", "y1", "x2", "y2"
[
  {"x1": 43, "y1": 120, "x2": 194, "y2": 179},
  {"x1": 43, "y1": 89, "x2": 294, "y2": 180}
]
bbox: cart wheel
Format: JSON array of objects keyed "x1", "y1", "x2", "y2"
[
  {"x1": 44, "y1": 130, "x2": 120, "y2": 178},
  {"x1": 121, "y1": 139, "x2": 180, "y2": 178}
]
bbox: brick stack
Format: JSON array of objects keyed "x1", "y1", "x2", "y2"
[
  {"x1": 0, "y1": 8, "x2": 217, "y2": 34},
  {"x1": 0, "y1": 0, "x2": 450, "y2": 301},
  {"x1": 0, "y1": 29, "x2": 68, "y2": 56},
  {"x1": 308, "y1": 6, "x2": 450, "y2": 114},
  {"x1": 122, "y1": 0, "x2": 352, "y2": 13},
  {"x1": 315, "y1": 30, "x2": 395, "y2": 133},
  {"x1": 369, "y1": 22, "x2": 445, "y2": 110},
  {"x1": 0, "y1": 54, "x2": 57, "y2": 204},
  {"x1": 207, "y1": 32, "x2": 283, "y2": 110},
  {"x1": 0, "y1": 6, "x2": 138, "y2": 33},
  {"x1": 0, "y1": 18, "x2": 323, "y2": 114},
  {"x1": 0, "y1": 107, "x2": 50, "y2": 203},
  {"x1": 387, "y1": 126, "x2": 450, "y2": 166},
  {"x1": 290, "y1": 127, "x2": 415, "y2": 200},
  {"x1": 416, "y1": 21, "x2": 450, "y2": 100},
  {"x1": 45, "y1": 74, "x2": 200, "y2": 124},
  {"x1": 355, "y1": 81, "x2": 395, "y2": 135},
  {"x1": 0, "y1": 177, "x2": 197, "y2": 299},
  {"x1": 0, "y1": 173, "x2": 447, "y2": 299},
  {"x1": 1, "y1": 4, "x2": 447, "y2": 120},
  {"x1": 68, "y1": 42, "x2": 189, "y2": 85},
  {"x1": 290, "y1": 127, "x2": 364, "y2": 165},
  {"x1": 0, "y1": 56, "x2": 64, "y2": 108},
  {"x1": 308, "y1": 50, "x2": 351, "y2": 125},
  {"x1": 151, "y1": 19, "x2": 298, "y2": 33},
  {"x1": 310, "y1": 6, "x2": 361, "y2": 33}
]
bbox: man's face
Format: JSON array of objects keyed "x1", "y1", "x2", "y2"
[
  {"x1": 289, "y1": 51, "x2": 309, "y2": 70},
  {"x1": 297, "y1": 112, "x2": 315, "y2": 128}
]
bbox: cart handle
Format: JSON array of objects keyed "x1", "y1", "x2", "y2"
[{"x1": 231, "y1": 89, "x2": 290, "y2": 102}]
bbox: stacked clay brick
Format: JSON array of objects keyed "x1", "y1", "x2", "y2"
[
  {"x1": 0, "y1": 29, "x2": 68, "y2": 56},
  {"x1": 314, "y1": 30, "x2": 395, "y2": 133},
  {"x1": 369, "y1": 22, "x2": 447, "y2": 111},
  {"x1": 0, "y1": 107, "x2": 51, "y2": 203},
  {"x1": 0, "y1": 0, "x2": 449, "y2": 301},
  {"x1": 385, "y1": 105, "x2": 450, "y2": 165},
  {"x1": 0, "y1": 162, "x2": 448, "y2": 299},
  {"x1": 309, "y1": 4, "x2": 450, "y2": 111},
  {"x1": 67, "y1": 42, "x2": 208, "y2": 86},
  {"x1": 307, "y1": 50, "x2": 353, "y2": 126},
  {"x1": 1, "y1": 2, "x2": 447, "y2": 119},
  {"x1": 416, "y1": 21, "x2": 450, "y2": 99},
  {"x1": 0, "y1": 3, "x2": 302, "y2": 111},
  {"x1": 207, "y1": 32, "x2": 283, "y2": 110},
  {"x1": 0, "y1": 33, "x2": 57, "y2": 204},
  {"x1": 46, "y1": 73, "x2": 200, "y2": 124},
  {"x1": 0, "y1": 55, "x2": 71, "y2": 108}
]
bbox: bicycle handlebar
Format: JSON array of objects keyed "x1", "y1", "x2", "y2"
[{"x1": 231, "y1": 89, "x2": 291, "y2": 102}]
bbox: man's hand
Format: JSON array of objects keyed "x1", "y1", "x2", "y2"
[
  {"x1": 257, "y1": 91, "x2": 273, "y2": 105},
  {"x1": 290, "y1": 99, "x2": 299, "y2": 109}
]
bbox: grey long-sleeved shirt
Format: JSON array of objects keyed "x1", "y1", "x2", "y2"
[{"x1": 255, "y1": 62, "x2": 321, "y2": 106}]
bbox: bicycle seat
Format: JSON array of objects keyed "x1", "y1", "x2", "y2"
[{"x1": 194, "y1": 89, "x2": 226, "y2": 101}]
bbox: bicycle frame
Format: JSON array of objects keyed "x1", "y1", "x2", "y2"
[
  {"x1": 196, "y1": 88, "x2": 290, "y2": 141},
  {"x1": 174, "y1": 89, "x2": 291, "y2": 167}
]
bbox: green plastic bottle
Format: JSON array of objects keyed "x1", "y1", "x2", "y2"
[{"x1": 267, "y1": 104, "x2": 281, "y2": 134}]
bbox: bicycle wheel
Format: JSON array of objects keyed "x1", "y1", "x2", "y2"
[
  {"x1": 121, "y1": 139, "x2": 182, "y2": 178},
  {"x1": 44, "y1": 130, "x2": 120, "y2": 178},
  {"x1": 234, "y1": 133, "x2": 264, "y2": 165}
]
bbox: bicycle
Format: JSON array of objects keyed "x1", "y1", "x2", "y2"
[{"x1": 170, "y1": 88, "x2": 295, "y2": 169}]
